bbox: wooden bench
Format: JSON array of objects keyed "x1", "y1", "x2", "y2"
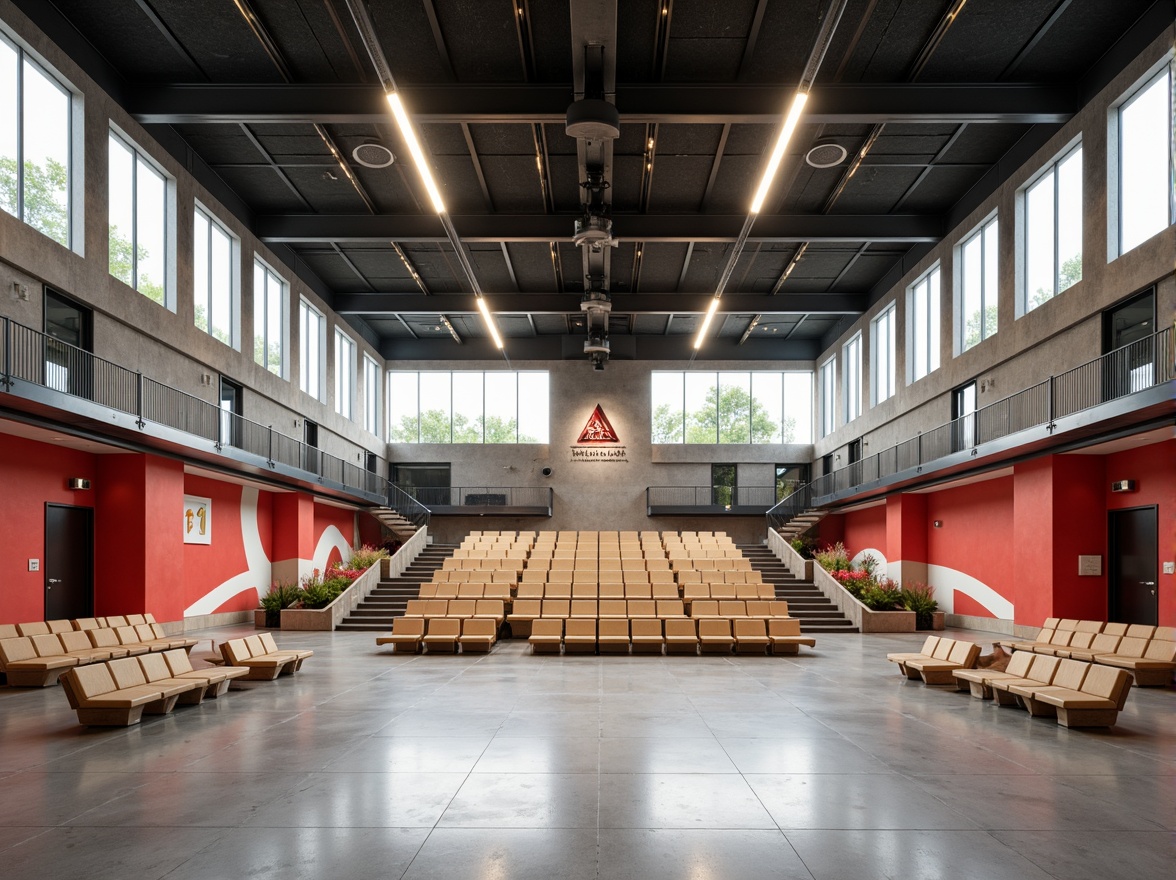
[
  {"x1": 458, "y1": 618, "x2": 498, "y2": 653},
  {"x1": 952, "y1": 648, "x2": 1035, "y2": 699},
  {"x1": 897, "y1": 638, "x2": 981, "y2": 685},
  {"x1": 0, "y1": 636, "x2": 78, "y2": 686},
  {"x1": 596, "y1": 619, "x2": 631, "y2": 654},
  {"x1": 562, "y1": 618, "x2": 597, "y2": 653},
  {"x1": 376, "y1": 617, "x2": 426, "y2": 653},
  {"x1": 60, "y1": 662, "x2": 175, "y2": 726},
  {"x1": 698, "y1": 619, "x2": 735, "y2": 654},
  {"x1": 887, "y1": 635, "x2": 941, "y2": 664},
  {"x1": 630, "y1": 619, "x2": 665, "y2": 654},
  {"x1": 1093, "y1": 626, "x2": 1175, "y2": 686},
  {"x1": 161, "y1": 648, "x2": 248, "y2": 697},
  {"x1": 767, "y1": 618, "x2": 816, "y2": 655},
  {"x1": 220, "y1": 634, "x2": 308, "y2": 679},
  {"x1": 529, "y1": 618, "x2": 563, "y2": 654},
  {"x1": 733, "y1": 619, "x2": 770, "y2": 654},
  {"x1": 1012, "y1": 663, "x2": 1134, "y2": 728},
  {"x1": 990, "y1": 654, "x2": 1061, "y2": 706},
  {"x1": 422, "y1": 618, "x2": 461, "y2": 653}
]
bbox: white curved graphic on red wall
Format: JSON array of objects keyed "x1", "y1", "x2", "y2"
[
  {"x1": 184, "y1": 488, "x2": 270, "y2": 617},
  {"x1": 925, "y1": 563, "x2": 1014, "y2": 619}
]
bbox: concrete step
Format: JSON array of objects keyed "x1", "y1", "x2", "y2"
[{"x1": 337, "y1": 542, "x2": 457, "y2": 630}]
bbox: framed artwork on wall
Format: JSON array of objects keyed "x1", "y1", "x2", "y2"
[{"x1": 183, "y1": 495, "x2": 212, "y2": 544}]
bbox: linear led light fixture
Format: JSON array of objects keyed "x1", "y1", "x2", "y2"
[
  {"x1": 693, "y1": 297, "x2": 720, "y2": 350},
  {"x1": 387, "y1": 92, "x2": 446, "y2": 215},
  {"x1": 749, "y1": 91, "x2": 809, "y2": 214},
  {"x1": 476, "y1": 297, "x2": 505, "y2": 349}
]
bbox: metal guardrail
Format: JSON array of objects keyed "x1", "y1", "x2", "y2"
[
  {"x1": 404, "y1": 485, "x2": 553, "y2": 511},
  {"x1": 801, "y1": 325, "x2": 1174, "y2": 503},
  {"x1": 387, "y1": 483, "x2": 432, "y2": 528},
  {"x1": 647, "y1": 485, "x2": 780, "y2": 510},
  {"x1": 0, "y1": 316, "x2": 395, "y2": 501},
  {"x1": 766, "y1": 483, "x2": 813, "y2": 532}
]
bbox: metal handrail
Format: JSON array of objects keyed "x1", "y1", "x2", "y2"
[
  {"x1": 808, "y1": 325, "x2": 1174, "y2": 501},
  {"x1": 766, "y1": 482, "x2": 814, "y2": 531},
  {"x1": 0, "y1": 316, "x2": 392, "y2": 500},
  {"x1": 387, "y1": 482, "x2": 431, "y2": 527}
]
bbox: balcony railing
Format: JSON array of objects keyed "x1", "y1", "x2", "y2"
[
  {"x1": 401, "y1": 486, "x2": 553, "y2": 516},
  {"x1": 1, "y1": 316, "x2": 393, "y2": 502},
  {"x1": 765, "y1": 483, "x2": 814, "y2": 532},
  {"x1": 647, "y1": 485, "x2": 780, "y2": 515},
  {"x1": 807, "y1": 325, "x2": 1174, "y2": 502}
]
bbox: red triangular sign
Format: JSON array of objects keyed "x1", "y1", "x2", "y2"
[{"x1": 577, "y1": 404, "x2": 619, "y2": 443}]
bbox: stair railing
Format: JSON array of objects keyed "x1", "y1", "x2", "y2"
[
  {"x1": 766, "y1": 482, "x2": 813, "y2": 533},
  {"x1": 386, "y1": 482, "x2": 431, "y2": 528}
]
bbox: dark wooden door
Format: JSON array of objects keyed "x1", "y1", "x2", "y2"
[
  {"x1": 44, "y1": 504, "x2": 94, "y2": 620},
  {"x1": 1108, "y1": 506, "x2": 1158, "y2": 625}
]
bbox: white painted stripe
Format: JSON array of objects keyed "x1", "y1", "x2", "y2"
[
  {"x1": 184, "y1": 488, "x2": 270, "y2": 617},
  {"x1": 925, "y1": 563, "x2": 1014, "y2": 620}
]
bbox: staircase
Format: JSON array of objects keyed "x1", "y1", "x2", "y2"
[
  {"x1": 737, "y1": 543, "x2": 857, "y2": 633},
  {"x1": 335, "y1": 543, "x2": 458, "y2": 632},
  {"x1": 773, "y1": 508, "x2": 829, "y2": 541},
  {"x1": 369, "y1": 506, "x2": 423, "y2": 542}
]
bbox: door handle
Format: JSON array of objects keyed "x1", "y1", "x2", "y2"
[
  {"x1": 48, "y1": 578, "x2": 63, "y2": 584},
  {"x1": 1141, "y1": 581, "x2": 1156, "y2": 586}
]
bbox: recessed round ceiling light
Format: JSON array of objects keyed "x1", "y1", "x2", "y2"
[
  {"x1": 352, "y1": 142, "x2": 396, "y2": 169},
  {"x1": 805, "y1": 140, "x2": 848, "y2": 169}
]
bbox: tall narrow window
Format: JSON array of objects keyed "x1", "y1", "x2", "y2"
[
  {"x1": 193, "y1": 205, "x2": 237, "y2": 346},
  {"x1": 1023, "y1": 145, "x2": 1082, "y2": 313},
  {"x1": 871, "y1": 302, "x2": 896, "y2": 405},
  {"x1": 958, "y1": 215, "x2": 998, "y2": 351},
  {"x1": 253, "y1": 259, "x2": 285, "y2": 376},
  {"x1": 0, "y1": 36, "x2": 72, "y2": 248},
  {"x1": 363, "y1": 355, "x2": 380, "y2": 437},
  {"x1": 108, "y1": 132, "x2": 168, "y2": 305},
  {"x1": 334, "y1": 328, "x2": 355, "y2": 419},
  {"x1": 1118, "y1": 65, "x2": 1174, "y2": 254},
  {"x1": 818, "y1": 357, "x2": 836, "y2": 438},
  {"x1": 299, "y1": 298, "x2": 325, "y2": 400},
  {"x1": 908, "y1": 265, "x2": 941, "y2": 382},
  {"x1": 843, "y1": 333, "x2": 862, "y2": 423}
]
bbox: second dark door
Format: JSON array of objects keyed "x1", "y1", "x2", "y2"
[
  {"x1": 1108, "y1": 506, "x2": 1158, "y2": 626},
  {"x1": 45, "y1": 503, "x2": 94, "y2": 620}
]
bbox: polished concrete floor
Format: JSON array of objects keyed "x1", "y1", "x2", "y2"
[{"x1": 0, "y1": 625, "x2": 1172, "y2": 880}]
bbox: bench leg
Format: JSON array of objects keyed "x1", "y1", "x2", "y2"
[
  {"x1": 920, "y1": 669, "x2": 958, "y2": 686},
  {"x1": 143, "y1": 694, "x2": 180, "y2": 715},
  {"x1": 967, "y1": 681, "x2": 992, "y2": 700},
  {"x1": 1022, "y1": 696, "x2": 1057, "y2": 718},
  {"x1": 76, "y1": 706, "x2": 145, "y2": 726},
  {"x1": 992, "y1": 689, "x2": 1021, "y2": 707},
  {"x1": 1056, "y1": 707, "x2": 1119, "y2": 728},
  {"x1": 1130, "y1": 668, "x2": 1174, "y2": 687}
]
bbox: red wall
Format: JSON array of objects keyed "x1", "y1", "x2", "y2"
[
  {"x1": 0, "y1": 435, "x2": 97, "y2": 623},
  {"x1": 842, "y1": 504, "x2": 887, "y2": 557},
  {"x1": 314, "y1": 502, "x2": 356, "y2": 571},
  {"x1": 926, "y1": 476, "x2": 1015, "y2": 618}
]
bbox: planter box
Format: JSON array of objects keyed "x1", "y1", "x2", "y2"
[
  {"x1": 931, "y1": 611, "x2": 946, "y2": 631},
  {"x1": 861, "y1": 609, "x2": 917, "y2": 633},
  {"x1": 254, "y1": 610, "x2": 267, "y2": 628},
  {"x1": 281, "y1": 526, "x2": 430, "y2": 631}
]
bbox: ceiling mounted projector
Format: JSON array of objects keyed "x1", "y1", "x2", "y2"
[
  {"x1": 565, "y1": 98, "x2": 621, "y2": 140},
  {"x1": 574, "y1": 214, "x2": 613, "y2": 247}
]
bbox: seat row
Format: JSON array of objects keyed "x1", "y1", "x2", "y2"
[
  {"x1": 951, "y1": 650, "x2": 1135, "y2": 726},
  {"x1": 219, "y1": 633, "x2": 314, "y2": 680},
  {"x1": 419, "y1": 582, "x2": 513, "y2": 600},
  {"x1": 999, "y1": 619, "x2": 1175, "y2": 686},
  {"x1": 886, "y1": 636, "x2": 982, "y2": 684},
  {"x1": 520, "y1": 570, "x2": 678, "y2": 585},
  {"x1": 376, "y1": 617, "x2": 498, "y2": 654},
  {"x1": 402, "y1": 599, "x2": 507, "y2": 623},
  {"x1": 0, "y1": 613, "x2": 159, "y2": 639},
  {"x1": 515, "y1": 582, "x2": 686, "y2": 600},
  {"x1": 506, "y1": 599, "x2": 791, "y2": 636},
  {"x1": 61, "y1": 650, "x2": 251, "y2": 726},
  {"x1": 1, "y1": 624, "x2": 200, "y2": 687},
  {"x1": 529, "y1": 617, "x2": 815, "y2": 656}
]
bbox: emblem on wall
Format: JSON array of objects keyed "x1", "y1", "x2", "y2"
[
  {"x1": 571, "y1": 404, "x2": 627, "y2": 461},
  {"x1": 577, "y1": 404, "x2": 619, "y2": 443}
]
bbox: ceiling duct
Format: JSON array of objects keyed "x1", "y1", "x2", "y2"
[
  {"x1": 567, "y1": 0, "x2": 618, "y2": 371},
  {"x1": 351, "y1": 142, "x2": 395, "y2": 168}
]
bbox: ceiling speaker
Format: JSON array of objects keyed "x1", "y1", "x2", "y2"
[
  {"x1": 351, "y1": 143, "x2": 396, "y2": 168},
  {"x1": 805, "y1": 140, "x2": 848, "y2": 169}
]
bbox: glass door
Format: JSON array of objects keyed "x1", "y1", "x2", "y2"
[
  {"x1": 1102, "y1": 288, "x2": 1155, "y2": 400},
  {"x1": 43, "y1": 289, "x2": 92, "y2": 398},
  {"x1": 952, "y1": 381, "x2": 976, "y2": 451}
]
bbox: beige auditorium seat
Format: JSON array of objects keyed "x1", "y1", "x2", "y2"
[
  {"x1": 459, "y1": 618, "x2": 498, "y2": 653},
  {"x1": 698, "y1": 619, "x2": 735, "y2": 654},
  {"x1": 733, "y1": 619, "x2": 769, "y2": 654},
  {"x1": 377, "y1": 617, "x2": 426, "y2": 653},
  {"x1": 423, "y1": 618, "x2": 461, "y2": 653},
  {"x1": 529, "y1": 619, "x2": 563, "y2": 654},
  {"x1": 630, "y1": 619, "x2": 665, "y2": 654},
  {"x1": 664, "y1": 619, "x2": 699, "y2": 655},
  {"x1": 767, "y1": 618, "x2": 816, "y2": 655},
  {"x1": 597, "y1": 619, "x2": 631, "y2": 654}
]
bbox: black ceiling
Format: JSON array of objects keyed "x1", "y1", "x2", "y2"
[{"x1": 20, "y1": 0, "x2": 1168, "y2": 361}]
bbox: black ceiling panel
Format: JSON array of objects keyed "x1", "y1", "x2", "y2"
[{"x1": 29, "y1": 0, "x2": 1158, "y2": 358}]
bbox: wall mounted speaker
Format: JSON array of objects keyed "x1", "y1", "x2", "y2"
[
  {"x1": 1110, "y1": 480, "x2": 1136, "y2": 493},
  {"x1": 67, "y1": 478, "x2": 91, "y2": 490}
]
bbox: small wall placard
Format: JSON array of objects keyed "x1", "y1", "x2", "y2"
[
  {"x1": 1078, "y1": 555, "x2": 1102, "y2": 576},
  {"x1": 183, "y1": 495, "x2": 212, "y2": 544}
]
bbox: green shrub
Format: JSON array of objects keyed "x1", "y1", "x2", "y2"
[
  {"x1": 789, "y1": 536, "x2": 816, "y2": 559},
  {"x1": 901, "y1": 582, "x2": 938, "y2": 628},
  {"x1": 260, "y1": 581, "x2": 301, "y2": 612},
  {"x1": 348, "y1": 544, "x2": 389, "y2": 571},
  {"x1": 813, "y1": 541, "x2": 851, "y2": 573},
  {"x1": 859, "y1": 583, "x2": 902, "y2": 611}
]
